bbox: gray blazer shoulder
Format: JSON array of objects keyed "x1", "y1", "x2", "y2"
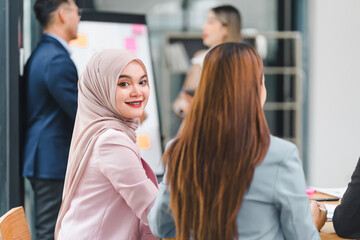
[{"x1": 268, "y1": 135, "x2": 299, "y2": 160}]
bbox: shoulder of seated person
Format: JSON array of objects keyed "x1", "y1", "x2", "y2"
[
  {"x1": 266, "y1": 135, "x2": 298, "y2": 160},
  {"x1": 270, "y1": 135, "x2": 296, "y2": 149},
  {"x1": 193, "y1": 49, "x2": 208, "y2": 57}
]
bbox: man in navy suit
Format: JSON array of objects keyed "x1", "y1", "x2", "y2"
[{"x1": 22, "y1": 0, "x2": 80, "y2": 239}]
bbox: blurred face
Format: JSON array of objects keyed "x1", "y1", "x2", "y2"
[
  {"x1": 202, "y1": 11, "x2": 229, "y2": 47},
  {"x1": 61, "y1": 0, "x2": 80, "y2": 41},
  {"x1": 115, "y1": 61, "x2": 150, "y2": 119},
  {"x1": 260, "y1": 75, "x2": 267, "y2": 107}
]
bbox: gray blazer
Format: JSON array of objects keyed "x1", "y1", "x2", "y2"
[{"x1": 148, "y1": 136, "x2": 320, "y2": 240}]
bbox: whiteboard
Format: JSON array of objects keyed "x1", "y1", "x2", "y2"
[{"x1": 70, "y1": 11, "x2": 164, "y2": 175}]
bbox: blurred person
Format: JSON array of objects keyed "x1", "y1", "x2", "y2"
[
  {"x1": 148, "y1": 42, "x2": 326, "y2": 240},
  {"x1": 333, "y1": 157, "x2": 360, "y2": 238},
  {"x1": 22, "y1": 0, "x2": 80, "y2": 239},
  {"x1": 55, "y1": 49, "x2": 159, "y2": 240},
  {"x1": 173, "y1": 5, "x2": 241, "y2": 119}
]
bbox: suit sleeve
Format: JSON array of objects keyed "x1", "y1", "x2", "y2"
[
  {"x1": 147, "y1": 173, "x2": 176, "y2": 238},
  {"x1": 46, "y1": 54, "x2": 78, "y2": 120},
  {"x1": 333, "y1": 158, "x2": 360, "y2": 238},
  {"x1": 147, "y1": 139, "x2": 177, "y2": 238},
  {"x1": 274, "y1": 146, "x2": 320, "y2": 240},
  {"x1": 97, "y1": 132, "x2": 158, "y2": 225}
]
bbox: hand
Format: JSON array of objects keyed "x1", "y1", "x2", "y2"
[
  {"x1": 310, "y1": 200, "x2": 327, "y2": 231},
  {"x1": 172, "y1": 91, "x2": 193, "y2": 119}
]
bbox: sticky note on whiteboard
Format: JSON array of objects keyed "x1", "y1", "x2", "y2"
[
  {"x1": 125, "y1": 37, "x2": 137, "y2": 55},
  {"x1": 132, "y1": 24, "x2": 145, "y2": 35},
  {"x1": 137, "y1": 134, "x2": 151, "y2": 149},
  {"x1": 69, "y1": 33, "x2": 88, "y2": 48}
]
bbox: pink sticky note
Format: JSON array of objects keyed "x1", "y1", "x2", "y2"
[
  {"x1": 125, "y1": 37, "x2": 137, "y2": 55},
  {"x1": 306, "y1": 188, "x2": 316, "y2": 195},
  {"x1": 132, "y1": 24, "x2": 145, "y2": 35}
]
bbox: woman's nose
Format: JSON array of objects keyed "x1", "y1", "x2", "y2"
[{"x1": 130, "y1": 86, "x2": 141, "y2": 97}]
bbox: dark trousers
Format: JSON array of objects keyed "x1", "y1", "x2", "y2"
[{"x1": 29, "y1": 178, "x2": 64, "y2": 240}]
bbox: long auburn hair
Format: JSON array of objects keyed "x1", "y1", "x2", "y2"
[{"x1": 164, "y1": 42, "x2": 270, "y2": 240}]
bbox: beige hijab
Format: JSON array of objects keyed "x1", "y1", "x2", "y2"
[{"x1": 55, "y1": 49, "x2": 148, "y2": 239}]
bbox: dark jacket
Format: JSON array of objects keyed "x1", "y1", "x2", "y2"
[
  {"x1": 333, "y1": 158, "x2": 360, "y2": 239},
  {"x1": 22, "y1": 34, "x2": 78, "y2": 180}
]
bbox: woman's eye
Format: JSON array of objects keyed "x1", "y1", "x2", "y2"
[
  {"x1": 139, "y1": 80, "x2": 148, "y2": 85},
  {"x1": 118, "y1": 82, "x2": 129, "y2": 87}
]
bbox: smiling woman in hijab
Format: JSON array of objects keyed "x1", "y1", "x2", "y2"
[{"x1": 54, "y1": 49, "x2": 159, "y2": 240}]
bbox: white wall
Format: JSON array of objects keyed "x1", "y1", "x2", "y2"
[{"x1": 308, "y1": 0, "x2": 360, "y2": 187}]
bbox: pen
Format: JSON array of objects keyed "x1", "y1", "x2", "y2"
[
  {"x1": 319, "y1": 207, "x2": 327, "y2": 212},
  {"x1": 309, "y1": 197, "x2": 339, "y2": 201}
]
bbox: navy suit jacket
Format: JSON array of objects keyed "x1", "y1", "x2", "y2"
[{"x1": 22, "y1": 34, "x2": 78, "y2": 180}]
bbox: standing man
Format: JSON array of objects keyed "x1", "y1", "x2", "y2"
[{"x1": 22, "y1": 0, "x2": 80, "y2": 239}]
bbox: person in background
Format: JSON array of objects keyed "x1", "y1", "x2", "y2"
[
  {"x1": 55, "y1": 49, "x2": 159, "y2": 240},
  {"x1": 22, "y1": 0, "x2": 80, "y2": 239},
  {"x1": 173, "y1": 5, "x2": 241, "y2": 119},
  {"x1": 333, "y1": 157, "x2": 360, "y2": 238},
  {"x1": 148, "y1": 42, "x2": 327, "y2": 240}
]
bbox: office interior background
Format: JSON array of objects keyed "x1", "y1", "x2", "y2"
[{"x1": 1, "y1": 0, "x2": 360, "y2": 219}]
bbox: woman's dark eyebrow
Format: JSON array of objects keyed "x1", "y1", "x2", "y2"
[
  {"x1": 119, "y1": 74, "x2": 147, "y2": 79},
  {"x1": 119, "y1": 74, "x2": 130, "y2": 79}
]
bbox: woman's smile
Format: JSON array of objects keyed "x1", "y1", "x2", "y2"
[{"x1": 126, "y1": 101, "x2": 142, "y2": 108}]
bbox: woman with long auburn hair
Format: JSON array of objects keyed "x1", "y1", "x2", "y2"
[{"x1": 148, "y1": 42, "x2": 326, "y2": 240}]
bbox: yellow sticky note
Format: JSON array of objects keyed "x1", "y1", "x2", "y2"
[
  {"x1": 137, "y1": 134, "x2": 151, "y2": 149},
  {"x1": 69, "y1": 33, "x2": 88, "y2": 48}
]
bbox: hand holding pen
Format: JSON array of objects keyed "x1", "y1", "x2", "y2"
[{"x1": 310, "y1": 200, "x2": 327, "y2": 231}]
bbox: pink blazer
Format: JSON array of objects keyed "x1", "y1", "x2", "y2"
[{"x1": 58, "y1": 129, "x2": 159, "y2": 240}]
